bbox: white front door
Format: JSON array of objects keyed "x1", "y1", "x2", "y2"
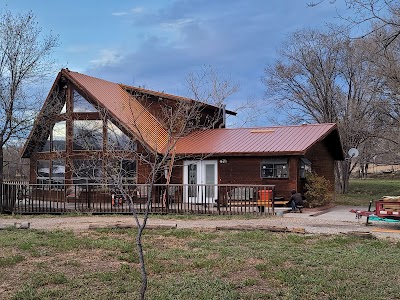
[{"x1": 183, "y1": 160, "x2": 218, "y2": 204}]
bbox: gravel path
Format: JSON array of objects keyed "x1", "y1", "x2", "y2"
[{"x1": 1, "y1": 206, "x2": 400, "y2": 239}]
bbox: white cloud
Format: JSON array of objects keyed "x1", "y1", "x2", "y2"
[
  {"x1": 90, "y1": 49, "x2": 123, "y2": 68},
  {"x1": 112, "y1": 12, "x2": 128, "y2": 16},
  {"x1": 131, "y1": 7, "x2": 144, "y2": 14},
  {"x1": 160, "y1": 18, "x2": 194, "y2": 30},
  {"x1": 112, "y1": 7, "x2": 144, "y2": 17}
]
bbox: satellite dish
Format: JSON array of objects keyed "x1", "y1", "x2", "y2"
[{"x1": 348, "y1": 148, "x2": 359, "y2": 158}]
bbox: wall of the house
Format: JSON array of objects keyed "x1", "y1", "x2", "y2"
[
  {"x1": 170, "y1": 156, "x2": 299, "y2": 201},
  {"x1": 304, "y1": 140, "x2": 336, "y2": 195},
  {"x1": 28, "y1": 81, "x2": 143, "y2": 185},
  {"x1": 134, "y1": 94, "x2": 225, "y2": 129},
  {"x1": 170, "y1": 140, "x2": 337, "y2": 202},
  {"x1": 217, "y1": 156, "x2": 299, "y2": 200}
]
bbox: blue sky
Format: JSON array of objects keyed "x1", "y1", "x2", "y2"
[{"x1": 3, "y1": 0, "x2": 349, "y2": 126}]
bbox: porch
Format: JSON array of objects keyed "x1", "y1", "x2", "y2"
[{"x1": 0, "y1": 182, "x2": 286, "y2": 215}]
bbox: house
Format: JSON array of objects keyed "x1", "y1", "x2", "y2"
[{"x1": 21, "y1": 69, "x2": 344, "y2": 206}]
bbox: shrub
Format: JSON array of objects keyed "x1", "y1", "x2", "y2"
[{"x1": 304, "y1": 172, "x2": 331, "y2": 208}]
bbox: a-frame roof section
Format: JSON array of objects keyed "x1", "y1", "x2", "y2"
[
  {"x1": 22, "y1": 70, "x2": 169, "y2": 157},
  {"x1": 174, "y1": 123, "x2": 344, "y2": 159},
  {"x1": 65, "y1": 70, "x2": 169, "y2": 152},
  {"x1": 27, "y1": 69, "x2": 169, "y2": 157}
]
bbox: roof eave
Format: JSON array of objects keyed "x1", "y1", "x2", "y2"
[{"x1": 173, "y1": 151, "x2": 307, "y2": 157}]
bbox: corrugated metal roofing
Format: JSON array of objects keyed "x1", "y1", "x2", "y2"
[
  {"x1": 65, "y1": 70, "x2": 169, "y2": 152},
  {"x1": 21, "y1": 69, "x2": 343, "y2": 159},
  {"x1": 174, "y1": 123, "x2": 340, "y2": 156}
]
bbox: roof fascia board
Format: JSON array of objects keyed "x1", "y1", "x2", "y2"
[{"x1": 174, "y1": 151, "x2": 306, "y2": 157}]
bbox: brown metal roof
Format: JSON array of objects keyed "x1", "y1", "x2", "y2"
[
  {"x1": 21, "y1": 69, "x2": 343, "y2": 160},
  {"x1": 64, "y1": 70, "x2": 169, "y2": 152},
  {"x1": 174, "y1": 123, "x2": 343, "y2": 159}
]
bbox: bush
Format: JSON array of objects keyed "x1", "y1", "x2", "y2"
[{"x1": 304, "y1": 172, "x2": 331, "y2": 208}]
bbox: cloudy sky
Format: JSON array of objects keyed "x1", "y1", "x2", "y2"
[{"x1": 3, "y1": 0, "x2": 350, "y2": 126}]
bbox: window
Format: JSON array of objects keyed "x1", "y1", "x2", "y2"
[
  {"x1": 60, "y1": 103, "x2": 66, "y2": 114},
  {"x1": 106, "y1": 159, "x2": 137, "y2": 184},
  {"x1": 36, "y1": 160, "x2": 65, "y2": 189},
  {"x1": 107, "y1": 121, "x2": 135, "y2": 151},
  {"x1": 52, "y1": 121, "x2": 66, "y2": 151},
  {"x1": 51, "y1": 160, "x2": 65, "y2": 184},
  {"x1": 261, "y1": 158, "x2": 288, "y2": 178},
  {"x1": 37, "y1": 160, "x2": 50, "y2": 185},
  {"x1": 72, "y1": 159, "x2": 102, "y2": 184},
  {"x1": 39, "y1": 121, "x2": 66, "y2": 152},
  {"x1": 73, "y1": 120, "x2": 103, "y2": 150},
  {"x1": 299, "y1": 158, "x2": 312, "y2": 178},
  {"x1": 73, "y1": 90, "x2": 97, "y2": 112}
]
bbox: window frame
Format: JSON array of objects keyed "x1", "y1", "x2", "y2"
[
  {"x1": 38, "y1": 120, "x2": 66, "y2": 153},
  {"x1": 260, "y1": 158, "x2": 289, "y2": 179},
  {"x1": 73, "y1": 120, "x2": 103, "y2": 151},
  {"x1": 73, "y1": 89, "x2": 98, "y2": 112},
  {"x1": 36, "y1": 159, "x2": 65, "y2": 190}
]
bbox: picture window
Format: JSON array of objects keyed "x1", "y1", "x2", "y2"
[{"x1": 261, "y1": 158, "x2": 288, "y2": 178}]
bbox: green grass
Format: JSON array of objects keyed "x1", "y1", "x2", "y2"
[
  {"x1": 336, "y1": 178, "x2": 400, "y2": 206},
  {"x1": 1, "y1": 227, "x2": 400, "y2": 299}
]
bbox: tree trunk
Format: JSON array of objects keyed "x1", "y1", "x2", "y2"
[
  {"x1": 0, "y1": 146, "x2": 3, "y2": 213},
  {"x1": 0, "y1": 144, "x2": 3, "y2": 184},
  {"x1": 136, "y1": 226, "x2": 147, "y2": 300},
  {"x1": 335, "y1": 160, "x2": 351, "y2": 194}
]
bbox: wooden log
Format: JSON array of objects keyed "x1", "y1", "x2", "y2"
[
  {"x1": 215, "y1": 225, "x2": 306, "y2": 234},
  {"x1": 146, "y1": 224, "x2": 177, "y2": 230},
  {"x1": 291, "y1": 227, "x2": 306, "y2": 234},
  {"x1": 216, "y1": 225, "x2": 289, "y2": 232}
]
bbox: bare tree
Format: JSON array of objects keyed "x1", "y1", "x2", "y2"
[
  {"x1": 0, "y1": 10, "x2": 58, "y2": 182},
  {"x1": 263, "y1": 27, "x2": 385, "y2": 193},
  {"x1": 308, "y1": 0, "x2": 400, "y2": 47},
  {"x1": 184, "y1": 65, "x2": 267, "y2": 127},
  {"x1": 3, "y1": 143, "x2": 29, "y2": 181},
  {"x1": 104, "y1": 101, "x2": 226, "y2": 299},
  {"x1": 61, "y1": 67, "x2": 239, "y2": 299}
]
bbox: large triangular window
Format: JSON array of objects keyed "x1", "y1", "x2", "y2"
[{"x1": 73, "y1": 90, "x2": 97, "y2": 112}]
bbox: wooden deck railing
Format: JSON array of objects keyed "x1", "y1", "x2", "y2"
[{"x1": 0, "y1": 182, "x2": 283, "y2": 215}]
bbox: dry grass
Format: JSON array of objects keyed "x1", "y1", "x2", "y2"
[{"x1": 1, "y1": 227, "x2": 400, "y2": 299}]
